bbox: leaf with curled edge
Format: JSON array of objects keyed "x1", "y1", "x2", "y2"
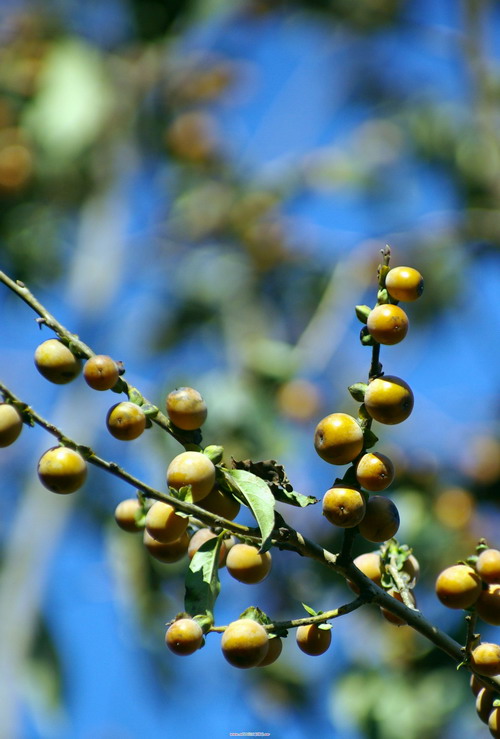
[
  {"x1": 224, "y1": 468, "x2": 275, "y2": 553},
  {"x1": 231, "y1": 458, "x2": 318, "y2": 507}
]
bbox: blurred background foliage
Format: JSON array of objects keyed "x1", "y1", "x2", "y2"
[{"x1": 0, "y1": 1, "x2": 499, "y2": 738}]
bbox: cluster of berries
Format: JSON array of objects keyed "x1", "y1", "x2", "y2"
[{"x1": 314, "y1": 265, "x2": 423, "y2": 544}]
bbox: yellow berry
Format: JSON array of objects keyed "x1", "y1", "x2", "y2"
[
  {"x1": 34, "y1": 339, "x2": 81, "y2": 384},
  {"x1": 166, "y1": 451, "x2": 216, "y2": 502},
  {"x1": 257, "y1": 636, "x2": 283, "y2": 667},
  {"x1": 296, "y1": 623, "x2": 331, "y2": 656},
  {"x1": 471, "y1": 642, "x2": 500, "y2": 677},
  {"x1": 106, "y1": 402, "x2": 146, "y2": 441},
  {"x1": 476, "y1": 585, "x2": 500, "y2": 626},
  {"x1": 197, "y1": 487, "x2": 240, "y2": 521},
  {"x1": 165, "y1": 618, "x2": 203, "y2": 656},
  {"x1": 225, "y1": 543, "x2": 272, "y2": 584},
  {"x1": 435, "y1": 564, "x2": 482, "y2": 609},
  {"x1": 476, "y1": 549, "x2": 500, "y2": 584},
  {"x1": 114, "y1": 498, "x2": 142, "y2": 532},
  {"x1": 221, "y1": 619, "x2": 269, "y2": 668},
  {"x1": 37, "y1": 447, "x2": 87, "y2": 494},
  {"x1": 476, "y1": 687, "x2": 496, "y2": 724},
  {"x1": 355, "y1": 452, "x2": 394, "y2": 492},
  {"x1": 166, "y1": 387, "x2": 207, "y2": 430},
  {"x1": 143, "y1": 529, "x2": 189, "y2": 563},
  {"x1": 322, "y1": 486, "x2": 366, "y2": 528},
  {"x1": 314, "y1": 413, "x2": 364, "y2": 465},
  {"x1": 385, "y1": 266, "x2": 424, "y2": 302},
  {"x1": 0, "y1": 403, "x2": 23, "y2": 447},
  {"x1": 145, "y1": 501, "x2": 189, "y2": 544},
  {"x1": 364, "y1": 375, "x2": 414, "y2": 425},
  {"x1": 367, "y1": 304, "x2": 409, "y2": 345}
]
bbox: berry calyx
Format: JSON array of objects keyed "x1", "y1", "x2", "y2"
[
  {"x1": 221, "y1": 619, "x2": 269, "y2": 668},
  {"x1": 225, "y1": 543, "x2": 272, "y2": 584},
  {"x1": 322, "y1": 486, "x2": 366, "y2": 528},
  {"x1": 385, "y1": 266, "x2": 424, "y2": 302},
  {"x1": 34, "y1": 339, "x2": 82, "y2": 384},
  {"x1": 166, "y1": 451, "x2": 216, "y2": 502},
  {"x1": 367, "y1": 304, "x2": 409, "y2": 345},
  {"x1": 165, "y1": 618, "x2": 204, "y2": 656},
  {"x1": 83, "y1": 355, "x2": 120, "y2": 391},
  {"x1": 0, "y1": 403, "x2": 23, "y2": 447},
  {"x1": 314, "y1": 413, "x2": 364, "y2": 465},
  {"x1": 37, "y1": 447, "x2": 87, "y2": 494},
  {"x1": 364, "y1": 375, "x2": 414, "y2": 425},
  {"x1": 296, "y1": 623, "x2": 331, "y2": 656},
  {"x1": 106, "y1": 402, "x2": 147, "y2": 441},
  {"x1": 166, "y1": 387, "x2": 207, "y2": 430}
]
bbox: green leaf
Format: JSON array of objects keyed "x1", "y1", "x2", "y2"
[
  {"x1": 184, "y1": 537, "x2": 221, "y2": 619},
  {"x1": 230, "y1": 458, "x2": 315, "y2": 507},
  {"x1": 301, "y1": 603, "x2": 318, "y2": 617},
  {"x1": 318, "y1": 623, "x2": 332, "y2": 631},
  {"x1": 203, "y1": 445, "x2": 224, "y2": 464},
  {"x1": 363, "y1": 429, "x2": 379, "y2": 450},
  {"x1": 225, "y1": 468, "x2": 275, "y2": 552},
  {"x1": 355, "y1": 305, "x2": 371, "y2": 324},
  {"x1": 272, "y1": 487, "x2": 318, "y2": 507}
]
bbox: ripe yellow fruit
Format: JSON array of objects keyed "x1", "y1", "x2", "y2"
[
  {"x1": 435, "y1": 564, "x2": 482, "y2": 609},
  {"x1": 166, "y1": 387, "x2": 207, "y2": 430},
  {"x1": 221, "y1": 619, "x2": 269, "y2": 668},
  {"x1": 143, "y1": 529, "x2": 189, "y2": 563},
  {"x1": 470, "y1": 673, "x2": 489, "y2": 697},
  {"x1": 188, "y1": 528, "x2": 230, "y2": 567},
  {"x1": 476, "y1": 585, "x2": 500, "y2": 626},
  {"x1": 358, "y1": 495, "x2": 400, "y2": 542},
  {"x1": 258, "y1": 636, "x2": 283, "y2": 667},
  {"x1": 83, "y1": 355, "x2": 120, "y2": 391},
  {"x1": 476, "y1": 687, "x2": 496, "y2": 724},
  {"x1": 489, "y1": 707, "x2": 500, "y2": 738},
  {"x1": 197, "y1": 487, "x2": 240, "y2": 521},
  {"x1": 145, "y1": 501, "x2": 189, "y2": 544},
  {"x1": 471, "y1": 642, "x2": 500, "y2": 677},
  {"x1": 314, "y1": 413, "x2": 364, "y2": 465},
  {"x1": 165, "y1": 618, "x2": 204, "y2": 656},
  {"x1": 114, "y1": 498, "x2": 142, "y2": 532},
  {"x1": 385, "y1": 266, "x2": 424, "y2": 302},
  {"x1": 0, "y1": 403, "x2": 23, "y2": 447},
  {"x1": 364, "y1": 375, "x2": 414, "y2": 425},
  {"x1": 476, "y1": 548, "x2": 500, "y2": 585},
  {"x1": 355, "y1": 452, "x2": 394, "y2": 492},
  {"x1": 166, "y1": 451, "x2": 216, "y2": 502},
  {"x1": 34, "y1": 339, "x2": 81, "y2": 384},
  {"x1": 367, "y1": 304, "x2": 409, "y2": 345},
  {"x1": 296, "y1": 623, "x2": 331, "y2": 656},
  {"x1": 322, "y1": 486, "x2": 366, "y2": 528},
  {"x1": 225, "y1": 543, "x2": 272, "y2": 584},
  {"x1": 348, "y1": 551, "x2": 383, "y2": 594},
  {"x1": 106, "y1": 402, "x2": 147, "y2": 441},
  {"x1": 37, "y1": 447, "x2": 87, "y2": 494}
]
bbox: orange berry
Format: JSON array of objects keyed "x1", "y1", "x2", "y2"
[
  {"x1": 477, "y1": 585, "x2": 500, "y2": 626},
  {"x1": 471, "y1": 642, "x2": 500, "y2": 677},
  {"x1": 143, "y1": 529, "x2": 189, "y2": 563},
  {"x1": 380, "y1": 588, "x2": 417, "y2": 626},
  {"x1": 83, "y1": 355, "x2": 120, "y2": 391},
  {"x1": 476, "y1": 687, "x2": 496, "y2": 724},
  {"x1": 489, "y1": 707, "x2": 500, "y2": 737},
  {"x1": 197, "y1": 487, "x2": 240, "y2": 520},
  {"x1": 258, "y1": 636, "x2": 283, "y2": 667},
  {"x1": 314, "y1": 413, "x2": 364, "y2": 465}
]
